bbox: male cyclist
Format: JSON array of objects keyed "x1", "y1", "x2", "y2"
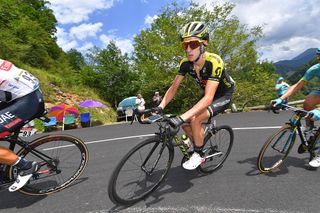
[
  {"x1": 275, "y1": 76, "x2": 290, "y2": 107},
  {"x1": 0, "y1": 59, "x2": 44, "y2": 191},
  {"x1": 272, "y1": 48, "x2": 320, "y2": 167},
  {"x1": 157, "y1": 21, "x2": 235, "y2": 170}
]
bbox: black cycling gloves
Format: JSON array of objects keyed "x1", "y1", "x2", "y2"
[
  {"x1": 169, "y1": 116, "x2": 184, "y2": 128},
  {"x1": 152, "y1": 106, "x2": 163, "y2": 114}
]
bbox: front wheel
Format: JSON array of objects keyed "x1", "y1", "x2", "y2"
[
  {"x1": 10, "y1": 134, "x2": 89, "y2": 195},
  {"x1": 197, "y1": 125, "x2": 234, "y2": 174},
  {"x1": 257, "y1": 125, "x2": 296, "y2": 173},
  {"x1": 108, "y1": 137, "x2": 174, "y2": 205}
]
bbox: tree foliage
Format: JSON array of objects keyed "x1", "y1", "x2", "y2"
[
  {"x1": 81, "y1": 43, "x2": 140, "y2": 107},
  {"x1": 0, "y1": 0, "x2": 61, "y2": 68}
]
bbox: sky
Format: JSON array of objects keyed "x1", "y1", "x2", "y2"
[{"x1": 47, "y1": 0, "x2": 320, "y2": 62}]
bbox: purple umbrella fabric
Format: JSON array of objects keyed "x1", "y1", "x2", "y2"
[{"x1": 78, "y1": 100, "x2": 106, "y2": 108}]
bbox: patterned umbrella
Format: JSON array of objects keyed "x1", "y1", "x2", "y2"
[
  {"x1": 48, "y1": 104, "x2": 79, "y2": 122},
  {"x1": 78, "y1": 100, "x2": 105, "y2": 108}
]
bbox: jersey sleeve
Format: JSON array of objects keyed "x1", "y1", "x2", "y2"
[
  {"x1": 301, "y1": 64, "x2": 320, "y2": 82},
  {"x1": 207, "y1": 54, "x2": 224, "y2": 82},
  {"x1": 178, "y1": 58, "x2": 190, "y2": 76}
]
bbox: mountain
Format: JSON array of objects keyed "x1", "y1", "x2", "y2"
[{"x1": 274, "y1": 48, "x2": 317, "y2": 77}]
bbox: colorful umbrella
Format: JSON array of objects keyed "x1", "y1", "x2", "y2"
[
  {"x1": 78, "y1": 100, "x2": 105, "y2": 108},
  {"x1": 48, "y1": 104, "x2": 79, "y2": 122},
  {"x1": 119, "y1": 96, "x2": 137, "y2": 108}
]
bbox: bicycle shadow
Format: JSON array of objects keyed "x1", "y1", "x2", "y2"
[
  {"x1": 108, "y1": 164, "x2": 216, "y2": 211},
  {"x1": 0, "y1": 177, "x2": 88, "y2": 210},
  {"x1": 238, "y1": 155, "x2": 317, "y2": 177}
]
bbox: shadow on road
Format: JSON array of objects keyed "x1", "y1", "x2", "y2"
[
  {"x1": 238, "y1": 155, "x2": 317, "y2": 177},
  {"x1": 108, "y1": 165, "x2": 209, "y2": 211}
]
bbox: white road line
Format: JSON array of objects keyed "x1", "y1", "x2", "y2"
[
  {"x1": 43, "y1": 126, "x2": 282, "y2": 151},
  {"x1": 97, "y1": 206, "x2": 306, "y2": 213}
]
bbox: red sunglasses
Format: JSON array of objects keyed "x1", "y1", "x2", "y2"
[{"x1": 181, "y1": 40, "x2": 203, "y2": 50}]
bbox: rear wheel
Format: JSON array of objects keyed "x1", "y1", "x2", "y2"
[
  {"x1": 108, "y1": 137, "x2": 174, "y2": 205},
  {"x1": 257, "y1": 125, "x2": 296, "y2": 173},
  {"x1": 10, "y1": 134, "x2": 89, "y2": 195},
  {"x1": 197, "y1": 125, "x2": 233, "y2": 174}
]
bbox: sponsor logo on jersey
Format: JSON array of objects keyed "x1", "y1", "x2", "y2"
[{"x1": 0, "y1": 60, "x2": 13, "y2": 71}]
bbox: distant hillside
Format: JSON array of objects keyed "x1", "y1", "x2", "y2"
[{"x1": 274, "y1": 48, "x2": 317, "y2": 77}]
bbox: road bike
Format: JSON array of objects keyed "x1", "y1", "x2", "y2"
[
  {"x1": 108, "y1": 108, "x2": 233, "y2": 205},
  {"x1": 0, "y1": 112, "x2": 89, "y2": 195},
  {"x1": 257, "y1": 104, "x2": 319, "y2": 173}
]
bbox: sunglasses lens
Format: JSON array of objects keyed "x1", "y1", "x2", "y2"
[{"x1": 182, "y1": 41, "x2": 201, "y2": 50}]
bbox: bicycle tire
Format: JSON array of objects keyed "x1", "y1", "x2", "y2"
[
  {"x1": 197, "y1": 125, "x2": 234, "y2": 174},
  {"x1": 9, "y1": 134, "x2": 89, "y2": 195},
  {"x1": 257, "y1": 125, "x2": 296, "y2": 173},
  {"x1": 108, "y1": 136, "x2": 174, "y2": 205}
]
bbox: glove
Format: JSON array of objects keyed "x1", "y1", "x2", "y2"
[
  {"x1": 168, "y1": 116, "x2": 184, "y2": 128},
  {"x1": 152, "y1": 106, "x2": 163, "y2": 114},
  {"x1": 271, "y1": 98, "x2": 283, "y2": 106},
  {"x1": 309, "y1": 109, "x2": 320, "y2": 121}
]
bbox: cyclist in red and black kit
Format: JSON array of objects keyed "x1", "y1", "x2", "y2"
[
  {"x1": 156, "y1": 21, "x2": 235, "y2": 170},
  {"x1": 0, "y1": 59, "x2": 45, "y2": 191}
]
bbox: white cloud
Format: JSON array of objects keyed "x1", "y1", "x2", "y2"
[
  {"x1": 144, "y1": 15, "x2": 159, "y2": 25},
  {"x1": 70, "y1": 23, "x2": 103, "y2": 40},
  {"x1": 48, "y1": 0, "x2": 116, "y2": 24},
  {"x1": 56, "y1": 27, "x2": 78, "y2": 51},
  {"x1": 193, "y1": 0, "x2": 320, "y2": 61},
  {"x1": 100, "y1": 34, "x2": 134, "y2": 55}
]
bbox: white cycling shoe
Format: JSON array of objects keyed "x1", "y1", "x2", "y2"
[
  {"x1": 182, "y1": 152, "x2": 205, "y2": 170},
  {"x1": 309, "y1": 156, "x2": 320, "y2": 168},
  {"x1": 9, "y1": 162, "x2": 38, "y2": 192}
]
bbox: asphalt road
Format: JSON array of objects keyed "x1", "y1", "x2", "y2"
[{"x1": 0, "y1": 111, "x2": 319, "y2": 213}]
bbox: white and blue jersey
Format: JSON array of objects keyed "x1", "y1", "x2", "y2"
[
  {"x1": 275, "y1": 83, "x2": 288, "y2": 96},
  {"x1": 0, "y1": 59, "x2": 39, "y2": 101},
  {"x1": 300, "y1": 63, "x2": 320, "y2": 96}
]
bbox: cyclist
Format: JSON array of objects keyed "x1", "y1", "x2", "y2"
[
  {"x1": 272, "y1": 48, "x2": 320, "y2": 167},
  {"x1": 156, "y1": 21, "x2": 235, "y2": 170},
  {"x1": 0, "y1": 59, "x2": 44, "y2": 191}
]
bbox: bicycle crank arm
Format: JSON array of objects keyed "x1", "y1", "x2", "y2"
[{"x1": 205, "y1": 152, "x2": 223, "y2": 159}]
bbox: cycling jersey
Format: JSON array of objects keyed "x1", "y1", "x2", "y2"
[
  {"x1": 0, "y1": 59, "x2": 39, "y2": 102},
  {"x1": 275, "y1": 83, "x2": 288, "y2": 96},
  {"x1": 301, "y1": 63, "x2": 320, "y2": 82},
  {"x1": 178, "y1": 52, "x2": 235, "y2": 96}
]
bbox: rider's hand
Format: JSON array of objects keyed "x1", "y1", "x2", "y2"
[
  {"x1": 152, "y1": 106, "x2": 163, "y2": 114},
  {"x1": 271, "y1": 98, "x2": 283, "y2": 106},
  {"x1": 168, "y1": 116, "x2": 184, "y2": 128},
  {"x1": 309, "y1": 109, "x2": 320, "y2": 121}
]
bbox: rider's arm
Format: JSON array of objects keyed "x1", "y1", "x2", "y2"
[
  {"x1": 180, "y1": 80, "x2": 218, "y2": 121},
  {"x1": 280, "y1": 80, "x2": 305, "y2": 100},
  {"x1": 159, "y1": 75, "x2": 184, "y2": 109}
]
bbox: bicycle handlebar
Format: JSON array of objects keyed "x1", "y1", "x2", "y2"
[{"x1": 270, "y1": 103, "x2": 313, "y2": 118}]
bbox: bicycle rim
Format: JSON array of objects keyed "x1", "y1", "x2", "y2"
[
  {"x1": 257, "y1": 125, "x2": 295, "y2": 173},
  {"x1": 198, "y1": 125, "x2": 233, "y2": 174},
  {"x1": 10, "y1": 134, "x2": 89, "y2": 195},
  {"x1": 108, "y1": 137, "x2": 174, "y2": 205}
]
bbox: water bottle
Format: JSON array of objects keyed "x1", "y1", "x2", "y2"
[{"x1": 181, "y1": 134, "x2": 193, "y2": 152}]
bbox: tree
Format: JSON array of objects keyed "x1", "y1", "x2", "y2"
[
  {"x1": 132, "y1": 1, "x2": 270, "y2": 112},
  {"x1": 82, "y1": 43, "x2": 140, "y2": 107}
]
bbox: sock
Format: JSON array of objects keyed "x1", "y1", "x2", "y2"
[
  {"x1": 13, "y1": 157, "x2": 32, "y2": 170},
  {"x1": 194, "y1": 146, "x2": 204, "y2": 157}
]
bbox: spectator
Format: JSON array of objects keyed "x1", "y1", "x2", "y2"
[
  {"x1": 152, "y1": 91, "x2": 162, "y2": 107},
  {"x1": 136, "y1": 94, "x2": 145, "y2": 120},
  {"x1": 275, "y1": 77, "x2": 290, "y2": 107}
]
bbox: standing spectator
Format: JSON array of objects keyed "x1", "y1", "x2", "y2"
[
  {"x1": 275, "y1": 77, "x2": 290, "y2": 106},
  {"x1": 136, "y1": 94, "x2": 145, "y2": 120},
  {"x1": 152, "y1": 91, "x2": 162, "y2": 107}
]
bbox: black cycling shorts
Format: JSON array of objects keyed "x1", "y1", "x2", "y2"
[
  {"x1": 207, "y1": 88, "x2": 234, "y2": 118},
  {"x1": 0, "y1": 89, "x2": 44, "y2": 134}
]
